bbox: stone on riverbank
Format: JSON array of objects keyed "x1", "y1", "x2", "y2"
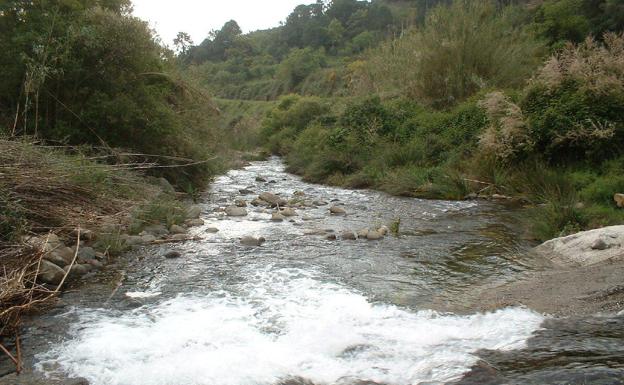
[
  {"x1": 329, "y1": 205, "x2": 347, "y2": 215},
  {"x1": 170, "y1": 225, "x2": 187, "y2": 234},
  {"x1": 38, "y1": 260, "x2": 66, "y2": 285},
  {"x1": 185, "y1": 218, "x2": 205, "y2": 227},
  {"x1": 225, "y1": 206, "x2": 248, "y2": 217},
  {"x1": 187, "y1": 205, "x2": 202, "y2": 219},
  {"x1": 615, "y1": 193, "x2": 624, "y2": 208},
  {"x1": 535, "y1": 225, "x2": 624, "y2": 266}
]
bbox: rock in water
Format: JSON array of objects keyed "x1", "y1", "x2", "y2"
[
  {"x1": 367, "y1": 230, "x2": 384, "y2": 240},
  {"x1": 271, "y1": 212, "x2": 285, "y2": 222},
  {"x1": 255, "y1": 176, "x2": 267, "y2": 182},
  {"x1": 239, "y1": 188, "x2": 255, "y2": 195},
  {"x1": 280, "y1": 207, "x2": 297, "y2": 217},
  {"x1": 329, "y1": 206, "x2": 347, "y2": 215},
  {"x1": 615, "y1": 193, "x2": 624, "y2": 208},
  {"x1": 38, "y1": 260, "x2": 66, "y2": 285},
  {"x1": 240, "y1": 236, "x2": 266, "y2": 246},
  {"x1": 185, "y1": 218, "x2": 205, "y2": 227},
  {"x1": 225, "y1": 206, "x2": 248, "y2": 217},
  {"x1": 164, "y1": 250, "x2": 182, "y2": 259},
  {"x1": 535, "y1": 225, "x2": 624, "y2": 266},
  {"x1": 259, "y1": 192, "x2": 287, "y2": 207},
  {"x1": 357, "y1": 229, "x2": 370, "y2": 239},
  {"x1": 341, "y1": 231, "x2": 357, "y2": 240},
  {"x1": 235, "y1": 199, "x2": 247, "y2": 207},
  {"x1": 205, "y1": 227, "x2": 219, "y2": 233}
]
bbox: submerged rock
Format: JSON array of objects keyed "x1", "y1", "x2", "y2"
[
  {"x1": 535, "y1": 225, "x2": 624, "y2": 266},
  {"x1": 205, "y1": 227, "x2": 220, "y2": 233}
]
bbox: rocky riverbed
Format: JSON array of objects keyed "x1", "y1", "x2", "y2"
[{"x1": 2, "y1": 157, "x2": 623, "y2": 385}]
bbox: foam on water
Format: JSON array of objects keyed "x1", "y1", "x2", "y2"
[{"x1": 38, "y1": 268, "x2": 544, "y2": 385}]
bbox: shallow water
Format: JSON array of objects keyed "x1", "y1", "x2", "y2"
[{"x1": 12, "y1": 158, "x2": 624, "y2": 384}]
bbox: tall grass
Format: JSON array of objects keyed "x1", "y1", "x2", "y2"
[{"x1": 357, "y1": 0, "x2": 544, "y2": 108}]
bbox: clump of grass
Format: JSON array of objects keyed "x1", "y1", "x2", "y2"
[
  {"x1": 390, "y1": 218, "x2": 401, "y2": 236},
  {"x1": 128, "y1": 194, "x2": 188, "y2": 234}
]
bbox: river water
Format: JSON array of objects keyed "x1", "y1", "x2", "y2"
[{"x1": 11, "y1": 158, "x2": 624, "y2": 384}]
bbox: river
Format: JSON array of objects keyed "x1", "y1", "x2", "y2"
[{"x1": 8, "y1": 158, "x2": 624, "y2": 385}]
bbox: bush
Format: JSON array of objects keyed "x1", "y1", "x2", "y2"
[
  {"x1": 358, "y1": 0, "x2": 544, "y2": 108},
  {"x1": 522, "y1": 34, "x2": 624, "y2": 164}
]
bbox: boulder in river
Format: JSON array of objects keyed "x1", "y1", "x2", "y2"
[
  {"x1": 329, "y1": 205, "x2": 347, "y2": 215},
  {"x1": 164, "y1": 250, "x2": 182, "y2": 259},
  {"x1": 326, "y1": 234, "x2": 337, "y2": 241},
  {"x1": 535, "y1": 225, "x2": 624, "y2": 266},
  {"x1": 225, "y1": 206, "x2": 248, "y2": 217},
  {"x1": 255, "y1": 176, "x2": 267, "y2": 182},
  {"x1": 280, "y1": 207, "x2": 297, "y2": 217},
  {"x1": 239, "y1": 188, "x2": 255, "y2": 195},
  {"x1": 241, "y1": 236, "x2": 266, "y2": 246},
  {"x1": 341, "y1": 231, "x2": 357, "y2": 240},
  {"x1": 378, "y1": 226, "x2": 390, "y2": 236},
  {"x1": 271, "y1": 212, "x2": 286, "y2": 222},
  {"x1": 205, "y1": 227, "x2": 219, "y2": 233},
  {"x1": 357, "y1": 229, "x2": 370, "y2": 239},
  {"x1": 366, "y1": 230, "x2": 384, "y2": 241},
  {"x1": 259, "y1": 192, "x2": 287, "y2": 207},
  {"x1": 235, "y1": 199, "x2": 248, "y2": 207}
]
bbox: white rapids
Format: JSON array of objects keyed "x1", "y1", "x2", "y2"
[{"x1": 37, "y1": 267, "x2": 544, "y2": 385}]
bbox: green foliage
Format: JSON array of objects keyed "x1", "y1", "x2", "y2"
[
  {"x1": 521, "y1": 34, "x2": 624, "y2": 165},
  {"x1": 0, "y1": 1, "x2": 219, "y2": 190},
  {"x1": 359, "y1": 0, "x2": 544, "y2": 107}
]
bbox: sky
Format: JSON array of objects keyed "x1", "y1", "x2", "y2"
[{"x1": 132, "y1": 0, "x2": 308, "y2": 47}]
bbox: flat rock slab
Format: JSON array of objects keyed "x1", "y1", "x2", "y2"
[{"x1": 535, "y1": 225, "x2": 624, "y2": 266}]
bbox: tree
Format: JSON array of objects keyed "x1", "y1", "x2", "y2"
[{"x1": 174, "y1": 32, "x2": 193, "y2": 55}]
